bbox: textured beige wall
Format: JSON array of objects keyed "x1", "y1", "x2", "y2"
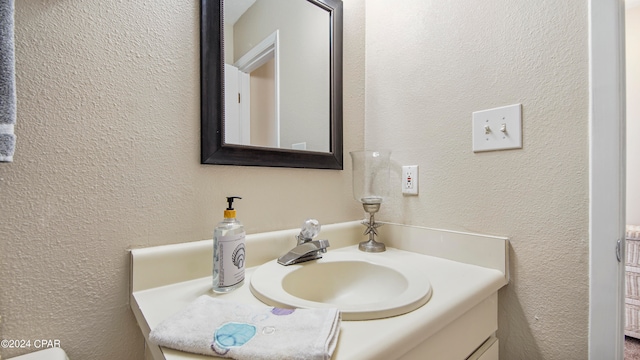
[
  {"x1": 1, "y1": 0, "x2": 593, "y2": 359},
  {"x1": 628, "y1": 6, "x2": 640, "y2": 225},
  {"x1": 0, "y1": 1, "x2": 364, "y2": 359},
  {"x1": 365, "y1": 1, "x2": 589, "y2": 359}
]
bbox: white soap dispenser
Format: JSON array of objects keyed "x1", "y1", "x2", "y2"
[{"x1": 213, "y1": 196, "x2": 246, "y2": 293}]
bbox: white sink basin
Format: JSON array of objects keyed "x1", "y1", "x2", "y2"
[{"x1": 250, "y1": 247, "x2": 432, "y2": 320}]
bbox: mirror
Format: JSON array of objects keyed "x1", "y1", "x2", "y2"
[{"x1": 201, "y1": 0, "x2": 343, "y2": 169}]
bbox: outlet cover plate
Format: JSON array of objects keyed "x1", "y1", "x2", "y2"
[
  {"x1": 402, "y1": 165, "x2": 419, "y2": 195},
  {"x1": 472, "y1": 104, "x2": 522, "y2": 152}
]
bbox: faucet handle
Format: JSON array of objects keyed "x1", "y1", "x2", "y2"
[
  {"x1": 298, "y1": 219, "x2": 321, "y2": 242},
  {"x1": 277, "y1": 239, "x2": 330, "y2": 266}
]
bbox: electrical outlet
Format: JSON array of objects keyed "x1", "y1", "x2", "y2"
[
  {"x1": 472, "y1": 103, "x2": 522, "y2": 152},
  {"x1": 402, "y1": 165, "x2": 418, "y2": 195}
]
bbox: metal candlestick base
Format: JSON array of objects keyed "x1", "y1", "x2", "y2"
[{"x1": 359, "y1": 203, "x2": 386, "y2": 252}]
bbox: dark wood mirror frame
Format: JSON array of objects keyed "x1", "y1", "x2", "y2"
[{"x1": 200, "y1": 0, "x2": 343, "y2": 169}]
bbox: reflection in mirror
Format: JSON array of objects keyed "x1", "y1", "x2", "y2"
[
  {"x1": 223, "y1": 0, "x2": 330, "y2": 152},
  {"x1": 200, "y1": 0, "x2": 343, "y2": 169}
]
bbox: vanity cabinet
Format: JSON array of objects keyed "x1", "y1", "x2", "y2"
[
  {"x1": 129, "y1": 221, "x2": 509, "y2": 360},
  {"x1": 467, "y1": 336, "x2": 499, "y2": 360},
  {"x1": 398, "y1": 293, "x2": 498, "y2": 360}
]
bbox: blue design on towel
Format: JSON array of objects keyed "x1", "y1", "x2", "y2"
[{"x1": 211, "y1": 322, "x2": 256, "y2": 355}]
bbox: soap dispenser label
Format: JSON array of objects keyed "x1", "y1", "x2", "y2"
[{"x1": 218, "y1": 232, "x2": 246, "y2": 287}]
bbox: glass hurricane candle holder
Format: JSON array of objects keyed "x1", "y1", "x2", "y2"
[{"x1": 350, "y1": 150, "x2": 391, "y2": 252}]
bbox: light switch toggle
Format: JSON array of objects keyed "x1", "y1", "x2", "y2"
[
  {"x1": 484, "y1": 124, "x2": 491, "y2": 134},
  {"x1": 500, "y1": 124, "x2": 507, "y2": 133}
]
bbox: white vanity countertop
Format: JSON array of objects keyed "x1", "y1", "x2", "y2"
[{"x1": 130, "y1": 222, "x2": 509, "y2": 360}]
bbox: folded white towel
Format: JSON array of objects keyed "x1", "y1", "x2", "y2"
[{"x1": 149, "y1": 295, "x2": 341, "y2": 360}]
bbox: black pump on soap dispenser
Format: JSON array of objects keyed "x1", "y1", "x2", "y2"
[
  {"x1": 223, "y1": 196, "x2": 241, "y2": 219},
  {"x1": 213, "y1": 196, "x2": 246, "y2": 293}
]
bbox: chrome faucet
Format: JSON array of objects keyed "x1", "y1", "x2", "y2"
[{"x1": 277, "y1": 219, "x2": 330, "y2": 266}]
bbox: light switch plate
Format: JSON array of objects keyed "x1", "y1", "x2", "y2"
[{"x1": 472, "y1": 104, "x2": 522, "y2": 152}]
